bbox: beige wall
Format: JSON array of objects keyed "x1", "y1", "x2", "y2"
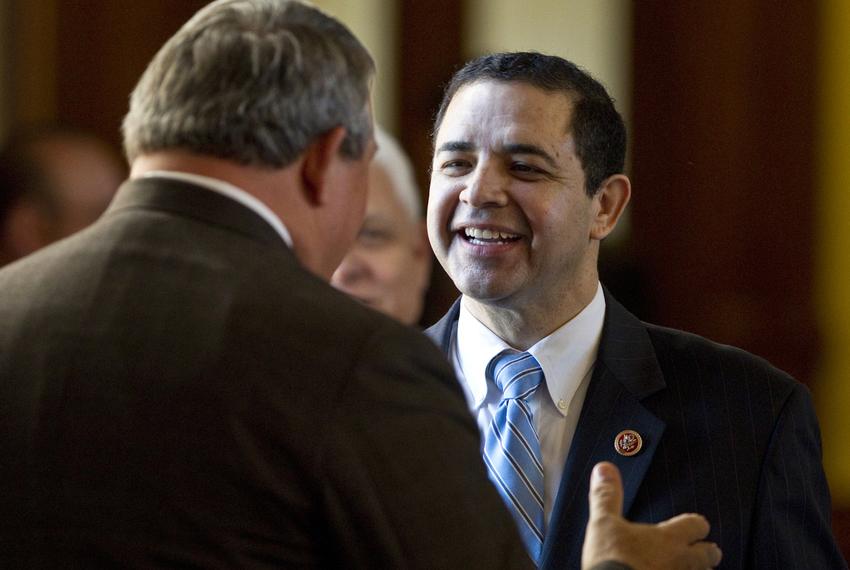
[
  {"x1": 311, "y1": 0, "x2": 399, "y2": 133},
  {"x1": 464, "y1": 0, "x2": 631, "y2": 121}
]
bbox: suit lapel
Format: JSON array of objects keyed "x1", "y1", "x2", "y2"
[
  {"x1": 540, "y1": 291, "x2": 666, "y2": 569},
  {"x1": 424, "y1": 298, "x2": 460, "y2": 354},
  {"x1": 425, "y1": 293, "x2": 667, "y2": 570}
]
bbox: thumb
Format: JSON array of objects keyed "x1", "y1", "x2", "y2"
[{"x1": 588, "y1": 462, "x2": 624, "y2": 520}]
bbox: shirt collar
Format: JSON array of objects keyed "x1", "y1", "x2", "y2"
[
  {"x1": 456, "y1": 282, "x2": 606, "y2": 416},
  {"x1": 136, "y1": 170, "x2": 293, "y2": 247}
]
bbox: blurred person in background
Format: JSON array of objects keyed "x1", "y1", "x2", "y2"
[
  {"x1": 0, "y1": 126, "x2": 124, "y2": 266},
  {"x1": 332, "y1": 127, "x2": 431, "y2": 325}
]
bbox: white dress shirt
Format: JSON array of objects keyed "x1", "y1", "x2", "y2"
[
  {"x1": 449, "y1": 282, "x2": 605, "y2": 525},
  {"x1": 137, "y1": 170, "x2": 293, "y2": 247}
]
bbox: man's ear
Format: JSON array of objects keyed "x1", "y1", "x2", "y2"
[
  {"x1": 301, "y1": 126, "x2": 347, "y2": 206},
  {"x1": 590, "y1": 174, "x2": 631, "y2": 240}
]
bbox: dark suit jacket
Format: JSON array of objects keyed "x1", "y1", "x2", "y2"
[
  {"x1": 0, "y1": 178, "x2": 530, "y2": 568},
  {"x1": 426, "y1": 292, "x2": 847, "y2": 569}
]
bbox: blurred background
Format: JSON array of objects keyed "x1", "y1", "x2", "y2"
[{"x1": 1, "y1": 0, "x2": 848, "y2": 559}]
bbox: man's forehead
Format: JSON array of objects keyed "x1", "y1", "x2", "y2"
[
  {"x1": 368, "y1": 162, "x2": 414, "y2": 219},
  {"x1": 436, "y1": 80, "x2": 574, "y2": 145}
]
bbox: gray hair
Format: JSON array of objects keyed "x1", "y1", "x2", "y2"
[
  {"x1": 372, "y1": 127, "x2": 421, "y2": 220},
  {"x1": 122, "y1": 0, "x2": 375, "y2": 167}
]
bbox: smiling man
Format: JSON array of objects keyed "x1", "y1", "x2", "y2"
[{"x1": 425, "y1": 52, "x2": 845, "y2": 569}]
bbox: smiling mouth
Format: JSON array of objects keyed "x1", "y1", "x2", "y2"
[{"x1": 460, "y1": 227, "x2": 522, "y2": 245}]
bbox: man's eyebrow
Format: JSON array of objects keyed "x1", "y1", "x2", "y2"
[
  {"x1": 503, "y1": 143, "x2": 558, "y2": 169},
  {"x1": 436, "y1": 141, "x2": 475, "y2": 153}
]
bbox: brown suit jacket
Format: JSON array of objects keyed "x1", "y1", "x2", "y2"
[{"x1": 0, "y1": 178, "x2": 529, "y2": 568}]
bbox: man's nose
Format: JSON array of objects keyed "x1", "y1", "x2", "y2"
[{"x1": 459, "y1": 163, "x2": 509, "y2": 208}]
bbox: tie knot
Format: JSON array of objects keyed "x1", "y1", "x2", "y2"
[{"x1": 488, "y1": 350, "x2": 543, "y2": 400}]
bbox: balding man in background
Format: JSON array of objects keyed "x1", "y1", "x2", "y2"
[
  {"x1": 0, "y1": 126, "x2": 124, "y2": 266},
  {"x1": 332, "y1": 127, "x2": 431, "y2": 325}
]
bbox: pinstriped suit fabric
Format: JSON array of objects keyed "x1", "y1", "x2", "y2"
[{"x1": 426, "y1": 293, "x2": 847, "y2": 569}]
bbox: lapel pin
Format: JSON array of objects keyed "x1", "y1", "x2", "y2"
[{"x1": 614, "y1": 429, "x2": 643, "y2": 457}]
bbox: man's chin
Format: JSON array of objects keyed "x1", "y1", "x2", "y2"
[{"x1": 456, "y1": 284, "x2": 518, "y2": 306}]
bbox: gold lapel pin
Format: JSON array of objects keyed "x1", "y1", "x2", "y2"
[{"x1": 614, "y1": 429, "x2": 643, "y2": 456}]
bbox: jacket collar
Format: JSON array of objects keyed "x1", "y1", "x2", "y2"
[
  {"x1": 106, "y1": 177, "x2": 287, "y2": 250},
  {"x1": 425, "y1": 290, "x2": 665, "y2": 399},
  {"x1": 425, "y1": 290, "x2": 667, "y2": 569}
]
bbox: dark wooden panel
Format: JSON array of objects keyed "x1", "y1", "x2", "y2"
[
  {"x1": 833, "y1": 508, "x2": 850, "y2": 564},
  {"x1": 8, "y1": 0, "x2": 58, "y2": 127},
  {"x1": 55, "y1": 1, "x2": 209, "y2": 150},
  {"x1": 631, "y1": 1, "x2": 818, "y2": 384},
  {"x1": 399, "y1": 0, "x2": 464, "y2": 326}
]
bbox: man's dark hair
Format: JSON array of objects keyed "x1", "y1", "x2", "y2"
[{"x1": 433, "y1": 52, "x2": 626, "y2": 196}]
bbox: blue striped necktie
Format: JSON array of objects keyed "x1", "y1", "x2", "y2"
[{"x1": 483, "y1": 349, "x2": 545, "y2": 565}]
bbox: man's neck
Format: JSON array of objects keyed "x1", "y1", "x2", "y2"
[
  {"x1": 463, "y1": 279, "x2": 600, "y2": 350},
  {"x1": 130, "y1": 151, "x2": 333, "y2": 279},
  {"x1": 131, "y1": 151, "x2": 293, "y2": 196}
]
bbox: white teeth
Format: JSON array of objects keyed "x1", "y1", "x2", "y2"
[{"x1": 463, "y1": 227, "x2": 519, "y2": 240}]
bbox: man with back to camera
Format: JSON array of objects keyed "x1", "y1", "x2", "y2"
[
  {"x1": 0, "y1": 1, "x2": 524, "y2": 566},
  {"x1": 0, "y1": 1, "x2": 721, "y2": 567},
  {"x1": 332, "y1": 127, "x2": 431, "y2": 325},
  {"x1": 425, "y1": 51, "x2": 846, "y2": 569}
]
